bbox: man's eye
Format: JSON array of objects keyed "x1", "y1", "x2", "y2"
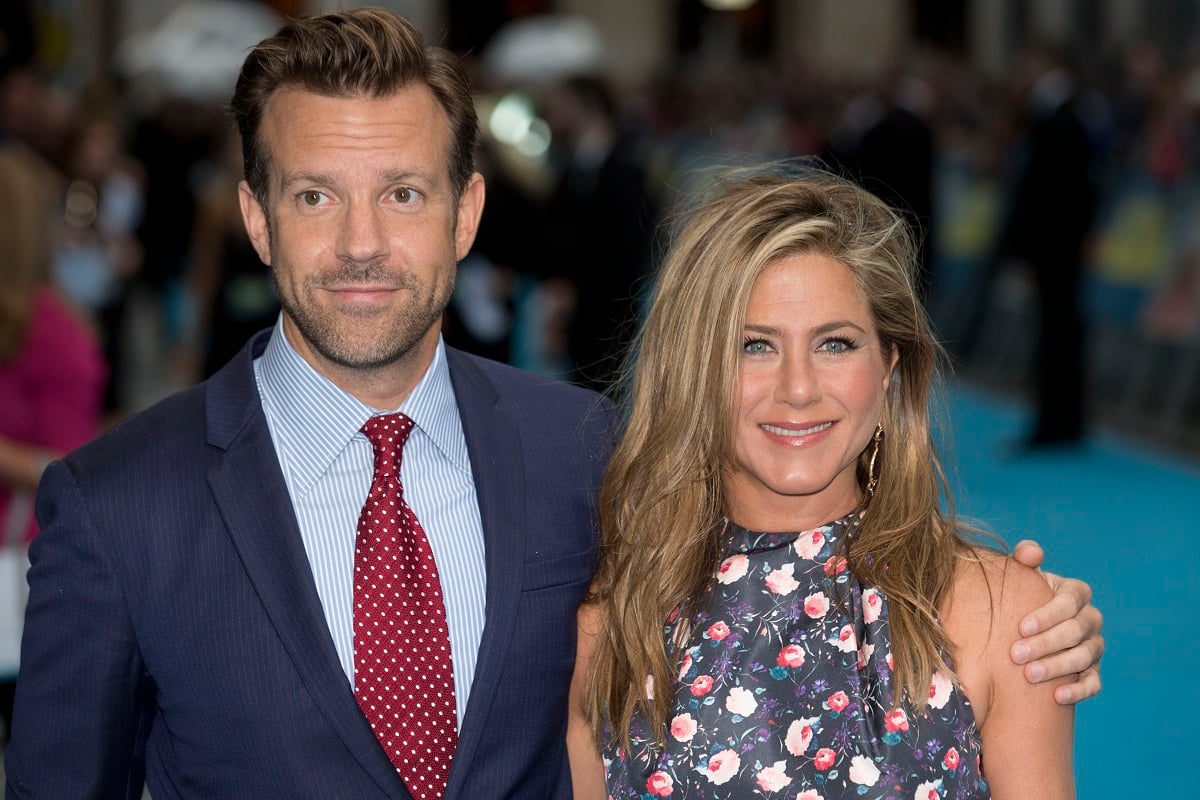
[
  {"x1": 393, "y1": 187, "x2": 416, "y2": 203},
  {"x1": 301, "y1": 191, "x2": 325, "y2": 206}
]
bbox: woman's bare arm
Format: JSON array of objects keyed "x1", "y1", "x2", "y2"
[
  {"x1": 567, "y1": 603, "x2": 606, "y2": 800},
  {"x1": 944, "y1": 552, "x2": 1075, "y2": 800}
]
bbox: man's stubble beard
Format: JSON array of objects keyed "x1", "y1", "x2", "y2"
[{"x1": 268, "y1": 227, "x2": 457, "y2": 371}]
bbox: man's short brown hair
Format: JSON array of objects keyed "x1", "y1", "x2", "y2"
[{"x1": 230, "y1": 7, "x2": 477, "y2": 201}]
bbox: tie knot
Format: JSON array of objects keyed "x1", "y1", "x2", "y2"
[{"x1": 361, "y1": 413, "x2": 415, "y2": 478}]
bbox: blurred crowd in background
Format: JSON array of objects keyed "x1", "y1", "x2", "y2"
[{"x1": 3, "y1": 0, "x2": 1200, "y2": 472}]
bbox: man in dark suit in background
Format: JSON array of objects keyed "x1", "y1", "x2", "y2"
[
  {"x1": 6, "y1": 8, "x2": 1103, "y2": 800},
  {"x1": 995, "y1": 47, "x2": 1099, "y2": 448}
]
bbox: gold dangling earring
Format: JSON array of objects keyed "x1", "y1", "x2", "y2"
[{"x1": 865, "y1": 423, "x2": 884, "y2": 497}]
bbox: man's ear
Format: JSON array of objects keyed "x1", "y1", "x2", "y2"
[
  {"x1": 453, "y1": 172, "x2": 486, "y2": 261},
  {"x1": 238, "y1": 180, "x2": 271, "y2": 265}
]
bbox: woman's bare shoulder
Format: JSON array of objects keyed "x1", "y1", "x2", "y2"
[
  {"x1": 947, "y1": 547, "x2": 1055, "y2": 634},
  {"x1": 941, "y1": 547, "x2": 1056, "y2": 720}
]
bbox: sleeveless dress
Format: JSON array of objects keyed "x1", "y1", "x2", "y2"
[{"x1": 602, "y1": 514, "x2": 989, "y2": 799}]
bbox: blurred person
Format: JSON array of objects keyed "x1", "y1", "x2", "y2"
[
  {"x1": 0, "y1": 142, "x2": 107, "y2": 743},
  {"x1": 441, "y1": 125, "x2": 547, "y2": 366},
  {"x1": 5, "y1": 9, "x2": 619, "y2": 798},
  {"x1": 52, "y1": 112, "x2": 146, "y2": 415},
  {"x1": 570, "y1": 167, "x2": 1080, "y2": 799},
  {"x1": 127, "y1": 96, "x2": 229, "y2": 404},
  {"x1": 988, "y1": 47, "x2": 1099, "y2": 448},
  {"x1": 182, "y1": 126, "x2": 279, "y2": 380},
  {"x1": 826, "y1": 70, "x2": 938, "y2": 300},
  {"x1": 0, "y1": 65, "x2": 76, "y2": 167},
  {"x1": 540, "y1": 74, "x2": 661, "y2": 390},
  {"x1": 7, "y1": 10, "x2": 1103, "y2": 799},
  {"x1": 1142, "y1": 246, "x2": 1200, "y2": 342}
]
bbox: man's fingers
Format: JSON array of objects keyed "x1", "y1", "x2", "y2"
[
  {"x1": 1052, "y1": 665, "x2": 1102, "y2": 705},
  {"x1": 1011, "y1": 539, "x2": 1045, "y2": 571},
  {"x1": 1018, "y1": 627, "x2": 1104, "y2": 676},
  {"x1": 1018, "y1": 575, "x2": 1093, "y2": 638}
]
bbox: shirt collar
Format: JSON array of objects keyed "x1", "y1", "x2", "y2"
[{"x1": 255, "y1": 319, "x2": 470, "y2": 495}]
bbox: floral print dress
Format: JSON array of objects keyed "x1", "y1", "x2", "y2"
[{"x1": 602, "y1": 514, "x2": 989, "y2": 799}]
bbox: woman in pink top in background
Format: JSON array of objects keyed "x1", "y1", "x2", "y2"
[
  {"x1": 0, "y1": 141, "x2": 107, "y2": 741},
  {"x1": 0, "y1": 141, "x2": 107, "y2": 542}
]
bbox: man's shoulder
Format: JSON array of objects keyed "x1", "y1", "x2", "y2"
[
  {"x1": 68, "y1": 382, "x2": 210, "y2": 468},
  {"x1": 447, "y1": 348, "x2": 613, "y2": 409},
  {"x1": 446, "y1": 348, "x2": 623, "y2": 451}
]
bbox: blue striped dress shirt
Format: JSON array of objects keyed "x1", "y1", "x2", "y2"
[{"x1": 253, "y1": 322, "x2": 486, "y2": 728}]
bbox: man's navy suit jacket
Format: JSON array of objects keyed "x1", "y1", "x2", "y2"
[{"x1": 5, "y1": 330, "x2": 620, "y2": 799}]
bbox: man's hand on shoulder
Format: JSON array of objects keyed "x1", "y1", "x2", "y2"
[{"x1": 1010, "y1": 539, "x2": 1104, "y2": 704}]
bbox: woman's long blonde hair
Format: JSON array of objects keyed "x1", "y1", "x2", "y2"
[
  {"x1": 586, "y1": 165, "x2": 970, "y2": 751},
  {"x1": 0, "y1": 143, "x2": 55, "y2": 363}
]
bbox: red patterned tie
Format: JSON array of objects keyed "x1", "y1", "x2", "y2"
[{"x1": 355, "y1": 413, "x2": 457, "y2": 799}]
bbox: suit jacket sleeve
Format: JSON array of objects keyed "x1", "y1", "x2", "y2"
[{"x1": 6, "y1": 458, "x2": 151, "y2": 799}]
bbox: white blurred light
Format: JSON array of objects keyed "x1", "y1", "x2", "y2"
[
  {"x1": 481, "y1": 15, "x2": 607, "y2": 85},
  {"x1": 487, "y1": 93, "x2": 551, "y2": 159},
  {"x1": 702, "y1": 0, "x2": 757, "y2": 9}
]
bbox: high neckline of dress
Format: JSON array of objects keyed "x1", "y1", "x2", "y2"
[{"x1": 719, "y1": 509, "x2": 862, "y2": 556}]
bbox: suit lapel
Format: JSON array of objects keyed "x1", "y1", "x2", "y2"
[
  {"x1": 205, "y1": 332, "x2": 407, "y2": 799},
  {"x1": 443, "y1": 350, "x2": 527, "y2": 800}
]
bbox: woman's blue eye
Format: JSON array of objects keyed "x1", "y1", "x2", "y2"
[
  {"x1": 743, "y1": 338, "x2": 770, "y2": 354},
  {"x1": 821, "y1": 337, "x2": 856, "y2": 353}
]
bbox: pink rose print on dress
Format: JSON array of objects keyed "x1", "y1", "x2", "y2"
[
  {"x1": 857, "y1": 641, "x2": 874, "y2": 670},
  {"x1": 914, "y1": 780, "x2": 941, "y2": 800},
  {"x1": 670, "y1": 712, "x2": 698, "y2": 742},
  {"x1": 765, "y1": 563, "x2": 801, "y2": 595},
  {"x1": 647, "y1": 770, "x2": 673, "y2": 797},
  {"x1": 785, "y1": 719, "x2": 816, "y2": 756},
  {"x1": 707, "y1": 621, "x2": 731, "y2": 641},
  {"x1": 726, "y1": 686, "x2": 758, "y2": 716},
  {"x1": 776, "y1": 643, "x2": 805, "y2": 668},
  {"x1": 755, "y1": 761, "x2": 791, "y2": 793},
  {"x1": 717, "y1": 553, "x2": 749, "y2": 584},
  {"x1": 849, "y1": 755, "x2": 881, "y2": 787},
  {"x1": 862, "y1": 588, "x2": 882, "y2": 623},
  {"x1": 928, "y1": 670, "x2": 952, "y2": 710},
  {"x1": 824, "y1": 555, "x2": 847, "y2": 576},
  {"x1": 678, "y1": 652, "x2": 693, "y2": 680},
  {"x1": 834, "y1": 623, "x2": 857, "y2": 652},
  {"x1": 598, "y1": 516, "x2": 989, "y2": 799},
  {"x1": 804, "y1": 592, "x2": 830, "y2": 619},
  {"x1": 885, "y1": 708, "x2": 910, "y2": 732},
  {"x1": 702, "y1": 749, "x2": 741, "y2": 785},
  {"x1": 794, "y1": 529, "x2": 826, "y2": 559}
]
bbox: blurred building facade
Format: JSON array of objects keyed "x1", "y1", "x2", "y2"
[{"x1": 28, "y1": 0, "x2": 1197, "y2": 95}]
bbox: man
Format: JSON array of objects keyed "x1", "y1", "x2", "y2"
[{"x1": 6, "y1": 9, "x2": 1101, "y2": 800}]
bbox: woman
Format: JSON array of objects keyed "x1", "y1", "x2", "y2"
[
  {"x1": 0, "y1": 141, "x2": 107, "y2": 739},
  {"x1": 570, "y1": 167, "x2": 1073, "y2": 798}
]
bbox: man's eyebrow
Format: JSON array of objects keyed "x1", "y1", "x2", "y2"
[
  {"x1": 279, "y1": 171, "x2": 336, "y2": 189},
  {"x1": 278, "y1": 169, "x2": 443, "y2": 189}
]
